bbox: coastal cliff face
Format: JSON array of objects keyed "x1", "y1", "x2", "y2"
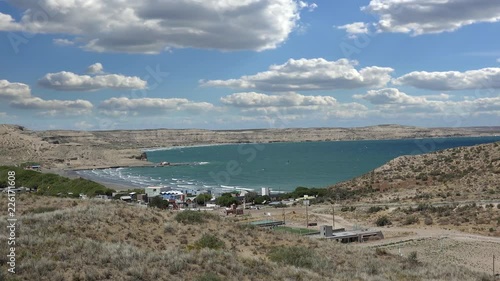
[{"x1": 1, "y1": 124, "x2": 499, "y2": 169}]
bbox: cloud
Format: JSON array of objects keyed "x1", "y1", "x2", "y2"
[
  {"x1": 299, "y1": 2, "x2": 318, "y2": 12},
  {"x1": 393, "y1": 68, "x2": 500, "y2": 90},
  {"x1": 38, "y1": 64, "x2": 147, "y2": 91},
  {"x1": 353, "y1": 0, "x2": 500, "y2": 36},
  {"x1": 355, "y1": 88, "x2": 500, "y2": 117},
  {"x1": 221, "y1": 92, "x2": 337, "y2": 107},
  {"x1": 1, "y1": 79, "x2": 94, "y2": 116},
  {"x1": 221, "y1": 92, "x2": 368, "y2": 119},
  {"x1": 336, "y1": 22, "x2": 370, "y2": 38},
  {"x1": 53, "y1": 38, "x2": 74, "y2": 46},
  {"x1": 99, "y1": 97, "x2": 215, "y2": 116},
  {"x1": 0, "y1": 12, "x2": 21, "y2": 31},
  {"x1": 354, "y1": 88, "x2": 428, "y2": 105},
  {"x1": 10, "y1": 97, "x2": 93, "y2": 116},
  {"x1": 202, "y1": 58, "x2": 393, "y2": 91},
  {"x1": 86, "y1": 63, "x2": 104, "y2": 74},
  {"x1": 1, "y1": 0, "x2": 313, "y2": 53},
  {"x1": 0, "y1": 80, "x2": 32, "y2": 100}
]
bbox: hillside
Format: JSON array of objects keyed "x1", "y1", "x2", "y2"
[
  {"x1": 1, "y1": 124, "x2": 499, "y2": 170},
  {"x1": 327, "y1": 141, "x2": 500, "y2": 238},
  {"x1": 332, "y1": 141, "x2": 500, "y2": 203},
  {"x1": 0, "y1": 194, "x2": 487, "y2": 281}
]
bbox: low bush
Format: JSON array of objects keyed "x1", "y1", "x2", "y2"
[
  {"x1": 194, "y1": 234, "x2": 225, "y2": 250},
  {"x1": 26, "y1": 207, "x2": 58, "y2": 214},
  {"x1": 403, "y1": 215, "x2": 419, "y2": 225},
  {"x1": 375, "y1": 216, "x2": 391, "y2": 226},
  {"x1": 406, "y1": 251, "x2": 419, "y2": 267},
  {"x1": 196, "y1": 273, "x2": 221, "y2": 281},
  {"x1": 267, "y1": 246, "x2": 316, "y2": 269},
  {"x1": 424, "y1": 217, "x2": 433, "y2": 225},
  {"x1": 175, "y1": 210, "x2": 218, "y2": 224},
  {"x1": 149, "y1": 196, "x2": 169, "y2": 209},
  {"x1": 367, "y1": 206, "x2": 384, "y2": 213}
]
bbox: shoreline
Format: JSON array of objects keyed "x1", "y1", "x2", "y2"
[
  {"x1": 69, "y1": 135, "x2": 500, "y2": 171},
  {"x1": 43, "y1": 168, "x2": 140, "y2": 191}
]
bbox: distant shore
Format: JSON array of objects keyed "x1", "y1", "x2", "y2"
[{"x1": 3, "y1": 124, "x2": 500, "y2": 171}]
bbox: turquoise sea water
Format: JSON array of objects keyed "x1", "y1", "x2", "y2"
[{"x1": 77, "y1": 136, "x2": 500, "y2": 193}]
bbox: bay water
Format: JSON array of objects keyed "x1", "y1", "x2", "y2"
[{"x1": 77, "y1": 136, "x2": 500, "y2": 193}]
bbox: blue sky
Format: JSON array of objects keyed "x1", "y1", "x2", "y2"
[{"x1": 0, "y1": 0, "x2": 499, "y2": 130}]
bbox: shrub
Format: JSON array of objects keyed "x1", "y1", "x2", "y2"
[
  {"x1": 195, "y1": 194, "x2": 212, "y2": 205},
  {"x1": 194, "y1": 234, "x2": 225, "y2": 250},
  {"x1": 268, "y1": 246, "x2": 316, "y2": 269},
  {"x1": 367, "y1": 206, "x2": 383, "y2": 213},
  {"x1": 149, "y1": 196, "x2": 169, "y2": 209},
  {"x1": 196, "y1": 273, "x2": 221, "y2": 281},
  {"x1": 216, "y1": 194, "x2": 239, "y2": 207},
  {"x1": 375, "y1": 248, "x2": 388, "y2": 256},
  {"x1": 26, "y1": 207, "x2": 58, "y2": 214},
  {"x1": 375, "y1": 216, "x2": 391, "y2": 226},
  {"x1": 424, "y1": 217, "x2": 433, "y2": 225},
  {"x1": 341, "y1": 206, "x2": 356, "y2": 212},
  {"x1": 175, "y1": 210, "x2": 217, "y2": 224},
  {"x1": 403, "y1": 215, "x2": 419, "y2": 225},
  {"x1": 407, "y1": 251, "x2": 419, "y2": 266},
  {"x1": 164, "y1": 223, "x2": 176, "y2": 234}
]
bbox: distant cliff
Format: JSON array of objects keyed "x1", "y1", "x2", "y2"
[{"x1": 1, "y1": 124, "x2": 499, "y2": 170}]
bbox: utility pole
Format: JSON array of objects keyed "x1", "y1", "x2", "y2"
[
  {"x1": 306, "y1": 202, "x2": 309, "y2": 228},
  {"x1": 332, "y1": 203, "x2": 335, "y2": 229},
  {"x1": 494, "y1": 255, "x2": 496, "y2": 280},
  {"x1": 283, "y1": 206, "x2": 286, "y2": 225}
]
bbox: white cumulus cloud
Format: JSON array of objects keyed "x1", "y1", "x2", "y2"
[
  {"x1": 337, "y1": 22, "x2": 370, "y2": 38},
  {"x1": 355, "y1": 88, "x2": 500, "y2": 117},
  {"x1": 221, "y1": 92, "x2": 368, "y2": 119},
  {"x1": 99, "y1": 97, "x2": 215, "y2": 116},
  {"x1": 53, "y1": 38, "x2": 74, "y2": 46},
  {"x1": 38, "y1": 64, "x2": 147, "y2": 91},
  {"x1": 10, "y1": 97, "x2": 94, "y2": 116},
  {"x1": 1, "y1": 0, "x2": 314, "y2": 53},
  {"x1": 394, "y1": 68, "x2": 500, "y2": 90},
  {"x1": 1, "y1": 79, "x2": 94, "y2": 116},
  {"x1": 354, "y1": 0, "x2": 500, "y2": 36},
  {"x1": 202, "y1": 58, "x2": 393, "y2": 91},
  {"x1": 221, "y1": 92, "x2": 337, "y2": 107},
  {"x1": 86, "y1": 63, "x2": 104, "y2": 74},
  {"x1": 0, "y1": 80, "x2": 32, "y2": 100}
]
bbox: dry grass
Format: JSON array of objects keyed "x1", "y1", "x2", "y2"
[{"x1": 0, "y1": 194, "x2": 490, "y2": 280}]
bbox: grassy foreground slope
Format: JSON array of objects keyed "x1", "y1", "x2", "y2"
[{"x1": 0, "y1": 195, "x2": 488, "y2": 281}]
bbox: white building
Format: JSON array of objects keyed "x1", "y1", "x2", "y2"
[
  {"x1": 261, "y1": 187, "x2": 270, "y2": 196},
  {"x1": 145, "y1": 186, "x2": 169, "y2": 198}
]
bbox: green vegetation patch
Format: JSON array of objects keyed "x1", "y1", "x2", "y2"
[
  {"x1": 196, "y1": 272, "x2": 221, "y2": 281},
  {"x1": 273, "y1": 226, "x2": 318, "y2": 235},
  {"x1": 25, "y1": 207, "x2": 58, "y2": 214},
  {"x1": 175, "y1": 210, "x2": 218, "y2": 224},
  {"x1": 0, "y1": 166, "x2": 114, "y2": 197},
  {"x1": 193, "y1": 234, "x2": 225, "y2": 250},
  {"x1": 375, "y1": 216, "x2": 392, "y2": 226},
  {"x1": 268, "y1": 246, "x2": 317, "y2": 269}
]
